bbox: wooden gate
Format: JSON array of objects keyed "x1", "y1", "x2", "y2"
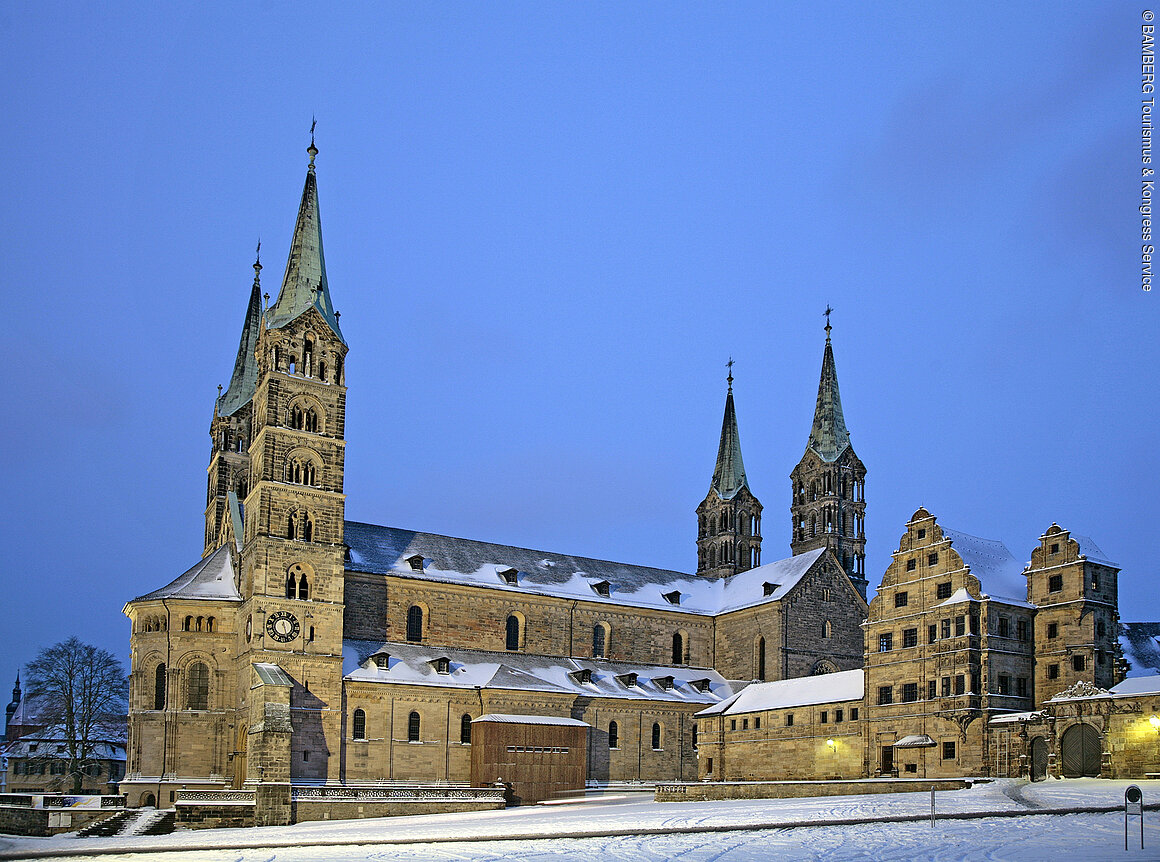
[
  {"x1": 1060, "y1": 724, "x2": 1101, "y2": 777},
  {"x1": 1030, "y1": 736, "x2": 1047, "y2": 781}
]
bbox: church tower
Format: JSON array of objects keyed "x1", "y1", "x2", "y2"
[
  {"x1": 234, "y1": 137, "x2": 350, "y2": 786},
  {"x1": 790, "y1": 314, "x2": 868, "y2": 598},
  {"x1": 696, "y1": 365, "x2": 762, "y2": 578}
]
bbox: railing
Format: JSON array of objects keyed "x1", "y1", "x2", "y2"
[
  {"x1": 292, "y1": 784, "x2": 506, "y2": 803},
  {"x1": 174, "y1": 790, "x2": 255, "y2": 805}
]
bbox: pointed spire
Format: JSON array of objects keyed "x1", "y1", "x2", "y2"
[
  {"x1": 216, "y1": 250, "x2": 265, "y2": 417},
  {"x1": 710, "y1": 361, "x2": 749, "y2": 500},
  {"x1": 806, "y1": 310, "x2": 851, "y2": 462},
  {"x1": 266, "y1": 132, "x2": 345, "y2": 344}
]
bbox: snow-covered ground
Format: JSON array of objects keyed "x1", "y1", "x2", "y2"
[{"x1": 2, "y1": 779, "x2": 1159, "y2": 861}]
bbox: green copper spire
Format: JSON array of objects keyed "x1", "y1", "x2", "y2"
[
  {"x1": 265, "y1": 137, "x2": 345, "y2": 344},
  {"x1": 216, "y1": 249, "x2": 265, "y2": 417},
  {"x1": 710, "y1": 361, "x2": 749, "y2": 500},
  {"x1": 806, "y1": 316, "x2": 851, "y2": 462}
]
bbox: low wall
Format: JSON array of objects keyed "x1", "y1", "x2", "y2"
[
  {"x1": 0, "y1": 804, "x2": 121, "y2": 836},
  {"x1": 175, "y1": 790, "x2": 256, "y2": 830},
  {"x1": 655, "y1": 778, "x2": 973, "y2": 802},
  {"x1": 291, "y1": 785, "x2": 506, "y2": 823}
]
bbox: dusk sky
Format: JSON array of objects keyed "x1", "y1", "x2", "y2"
[{"x1": 3, "y1": 3, "x2": 1156, "y2": 694}]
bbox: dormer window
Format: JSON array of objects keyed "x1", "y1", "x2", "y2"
[
  {"x1": 663, "y1": 590, "x2": 681, "y2": 605},
  {"x1": 406, "y1": 554, "x2": 425, "y2": 572},
  {"x1": 691, "y1": 678, "x2": 712, "y2": 693},
  {"x1": 656, "y1": 675, "x2": 675, "y2": 691},
  {"x1": 763, "y1": 582, "x2": 779, "y2": 597},
  {"x1": 371, "y1": 652, "x2": 389, "y2": 669},
  {"x1": 617, "y1": 672, "x2": 638, "y2": 687},
  {"x1": 592, "y1": 580, "x2": 611, "y2": 597},
  {"x1": 571, "y1": 668, "x2": 593, "y2": 684},
  {"x1": 430, "y1": 657, "x2": 451, "y2": 674},
  {"x1": 499, "y1": 568, "x2": 519, "y2": 586}
]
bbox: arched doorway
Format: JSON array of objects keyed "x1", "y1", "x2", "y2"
[
  {"x1": 142, "y1": 793, "x2": 156, "y2": 808},
  {"x1": 1030, "y1": 736, "x2": 1048, "y2": 781},
  {"x1": 1060, "y1": 723, "x2": 1101, "y2": 777},
  {"x1": 232, "y1": 724, "x2": 248, "y2": 788}
]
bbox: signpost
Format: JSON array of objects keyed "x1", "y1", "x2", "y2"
[{"x1": 1125, "y1": 784, "x2": 1144, "y2": 851}]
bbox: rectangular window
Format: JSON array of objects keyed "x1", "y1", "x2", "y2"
[
  {"x1": 998, "y1": 618, "x2": 1010, "y2": 638},
  {"x1": 821, "y1": 711, "x2": 828, "y2": 724},
  {"x1": 906, "y1": 559, "x2": 916, "y2": 571},
  {"x1": 742, "y1": 718, "x2": 748, "y2": 730},
  {"x1": 1047, "y1": 622, "x2": 1058, "y2": 639},
  {"x1": 969, "y1": 614, "x2": 980, "y2": 635},
  {"x1": 937, "y1": 582, "x2": 952, "y2": 599},
  {"x1": 1048, "y1": 663, "x2": 1060, "y2": 680},
  {"x1": 754, "y1": 717, "x2": 760, "y2": 729},
  {"x1": 918, "y1": 528, "x2": 926, "y2": 539},
  {"x1": 928, "y1": 680, "x2": 937, "y2": 700},
  {"x1": 878, "y1": 685, "x2": 893, "y2": 705},
  {"x1": 1017, "y1": 619, "x2": 1029, "y2": 642},
  {"x1": 955, "y1": 616, "x2": 966, "y2": 637},
  {"x1": 786, "y1": 713, "x2": 794, "y2": 727},
  {"x1": 850, "y1": 707, "x2": 859, "y2": 720},
  {"x1": 971, "y1": 673, "x2": 980, "y2": 694},
  {"x1": 941, "y1": 619, "x2": 951, "y2": 639},
  {"x1": 905, "y1": 763, "x2": 918, "y2": 773},
  {"x1": 730, "y1": 719, "x2": 736, "y2": 730},
  {"x1": 1016, "y1": 677, "x2": 1028, "y2": 697},
  {"x1": 895, "y1": 592, "x2": 908, "y2": 608},
  {"x1": 903, "y1": 628, "x2": 918, "y2": 648},
  {"x1": 879, "y1": 633, "x2": 893, "y2": 652},
  {"x1": 1049, "y1": 574, "x2": 1063, "y2": 593},
  {"x1": 928, "y1": 552, "x2": 939, "y2": 566},
  {"x1": 902, "y1": 683, "x2": 918, "y2": 703},
  {"x1": 997, "y1": 675, "x2": 1010, "y2": 695},
  {"x1": 835, "y1": 709, "x2": 843, "y2": 723},
  {"x1": 1072, "y1": 654, "x2": 1086, "y2": 672},
  {"x1": 954, "y1": 675, "x2": 965, "y2": 695},
  {"x1": 943, "y1": 741, "x2": 956, "y2": 760},
  {"x1": 1091, "y1": 572, "x2": 1100, "y2": 590},
  {"x1": 941, "y1": 676, "x2": 951, "y2": 697},
  {"x1": 928, "y1": 624, "x2": 937, "y2": 644}
]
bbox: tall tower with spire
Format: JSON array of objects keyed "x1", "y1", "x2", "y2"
[
  {"x1": 696, "y1": 363, "x2": 763, "y2": 578},
  {"x1": 790, "y1": 311, "x2": 867, "y2": 598}
]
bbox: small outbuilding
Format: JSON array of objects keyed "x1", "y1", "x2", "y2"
[{"x1": 470, "y1": 714, "x2": 588, "y2": 804}]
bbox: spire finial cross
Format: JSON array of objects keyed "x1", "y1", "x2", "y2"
[
  {"x1": 253, "y1": 239, "x2": 262, "y2": 279},
  {"x1": 726, "y1": 357, "x2": 734, "y2": 390},
  {"x1": 823, "y1": 305, "x2": 833, "y2": 339},
  {"x1": 308, "y1": 117, "x2": 319, "y2": 167}
]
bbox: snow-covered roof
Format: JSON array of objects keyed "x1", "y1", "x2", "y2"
[
  {"x1": 129, "y1": 543, "x2": 240, "y2": 603},
  {"x1": 696, "y1": 669, "x2": 864, "y2": 717},
  {"x1": 941, "y1": 528, "x2": 1029, "y2": 605},
  {"x1": 472, "y1": 714, "x2": 589, "y2": 727},
  {"x1": 343, "y1": 522, "x2": 827, "y2": 615},
  {"x1": 1109, "y1": 676, "x2": 1160, "y2": 698},
  {"x1": 3, "y1": 736, "x2": 126, "y2": 761},
  {"x1": 1120, "y1": 623, "x2": 1160, "y2": 677},
  {"x1": 933, "y1": 587, "x2": 976, "y2": 608},
  {"x1": 894, "y1": 734, "x2": 935, "y2": 748},
  {"x1": 988, "y1": 711, "x2": 1044, "y2": 724},
  {"x1": 1072, "y1": 534, "x2": 1117, "y2": 566},
  {"x1": 342, "y1": 639, "x2": 734, "y2": 705}
]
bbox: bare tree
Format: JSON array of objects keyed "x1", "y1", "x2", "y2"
[{"x1": 24, "y1": 638, "x2": 127, "y2": 793}]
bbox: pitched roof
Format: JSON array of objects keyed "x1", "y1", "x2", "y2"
[
  {"x1": 342, "y1": 640, "x2": 734, "y2": 704},
  {"x1": 941, "y1": 527, "x2": 1029, "y2": 605},
  {"x1": 697, "y1": 668, "x2": 864, "y2": 716},
  {"x1": 473, "y1": 714, "x2": 589, "y2": 727},
  {"x1": 709, "y1": 383, "x2": 749, "y2": 500},
  {"x1": 805, "y1": 335, "x2": 851, "y2": 462},
  {"x1": 129, "y1": 542, "x2": 241, "y2": 603},
  {"x1": 1120, "y1": 622, "x2": 1160, "y2": 677},
  {"x1": 343, "y1": 522, "x2": 825, "y2": 615},
  {"x1": 215, "y1": 271, "x2": 264, "y2": 417},
  {"x1": 265, "y1": 148, "x2": 345, "y2": 344}
]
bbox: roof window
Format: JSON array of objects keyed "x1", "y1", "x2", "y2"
[
  {"x1": 498, "y1": 568, "x2": 519, "y2": 586},
  {"x1": 429, "y1": 657, "x2": 451, "y2": 674},
  {"x1": 616, "y1": 672, "x2": 638, "y2": 687},
  {"x1": 691, "y1": 678, "x2": 712, "y2": 693},
  {"x1": 371, "y1": 652, "x2": 390, "y2": 669},
  {"x1": 592, "y1": 580, "x2": 611, "y2": 597},
  {"x1": 663, "y1": 590, "x2": 681, "y2": 605},
  {"x1": 763, "y1": 582, "x2": 779, "y2": 597},
  {"x1": 406, "y1": 554, "x2": 425, "y2": 572},
  {"x1": 570, "y1": 668, "x2": 593, "y2": 684},
  {"x1": 656, "y1": 675, "x2": 675, "y2": 691}
]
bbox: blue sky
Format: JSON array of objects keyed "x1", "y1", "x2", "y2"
[{"x1": 2, "y1": 2, "x2": 1155, "y2": 693}]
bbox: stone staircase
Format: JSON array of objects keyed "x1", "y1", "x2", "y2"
[{"x1": 75, "y1": 807, "x2": 176, "y2": 838}]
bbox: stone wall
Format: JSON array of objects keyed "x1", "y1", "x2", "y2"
[{"x1": 656, "y1": 777, "x2": 971, "y2": 803}]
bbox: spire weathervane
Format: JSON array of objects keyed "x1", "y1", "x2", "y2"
[
  {"x1": 824, "y1": 305, "x2": 833, "y2": 339},
  {"x1": 726, "y1": 357, "x2": 735, "y2": 390},
  {"x1": 253, "y1": 240, "x2": 262, "y2": 282},
  {"x1": 308, "y1": 117, "x2": 318, "y2": 168}
]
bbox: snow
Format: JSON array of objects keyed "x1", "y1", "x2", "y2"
[
  {"x1": 941, "y1": 527, "x2": 1029, "y2": 604},
  {"x1": 698, "y1": 669, "x2": 863, "y2": 716},
  {"x1": 3, "y1": 778, "x2": 1159, "y2": 861},
  {"x1": 934, "y1": 587, "x2": 976, "y2": 608},
  {"x1": 473, "y1": 714, "x2": 589, "y2": 727},
  {"x1": 1110, "y1": 676, "x2": 1160, "y2": 698}
]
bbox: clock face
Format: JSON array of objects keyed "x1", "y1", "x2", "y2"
[{"x1": 266, "y1": 610, "x2": 300, "y2": 643}]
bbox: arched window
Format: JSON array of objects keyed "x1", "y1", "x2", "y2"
[
  {"x1": 609, "y1": 721, "x2": 619, "y2": 749},
  {"x1": 184, "y1": 616, "x2": 192, "y2": 632},
  {"x1": 352, "y1": 708, "x2": 366, "y2": 740},
  {"x1": 823, "y1": 620, "x2": 832, "y2": 639},
  {"x1": 406, "y1": 606, "x2": 423, "y2": 642},
  {"x1": 319, "y1": 361, "x2": 328, "y2": 384},
  {"x1": 672, "y1": 632, "x2": 685, "y2": 665},
  {"x1": 298, "y1": 575, "x2": 309, "y2": 601},
  {"x1": 708, "y1": 544, "x2": 716, "y2": 567},
  {"x1": 460, "y1": 713, "x2": 473, "y2": 744},
  {"x1": 335, "y1": 354, "x2": 343, "y2": 385},
  {"x1": 408, "y1": 711, "x2": 420, "y2": 742},
  {"x1": 810, "y1": 515, "x2": 817, "y2": 537},
  {"x1": 287, "y1": 512, "x2": 296, "y2": 539},
  {"x1": 286, "y1": 572, "x2": 297, "y2": 598},
  {"x1": 286, "y1": 457, "x2": 317, "y2": 486},
  {"x1": 756, "y1": 636, "x2": 766, "y2": 681},
  {"x1": 720, "y1": 512, "x2": 728, "y2": 531},
  {"x1": 303, "y1": 515, "x2": 313, "y2": 542},
  {"x1": 186, "y1": 662, "x2": 209, "y2": 711},
  {"x1": 692, "y1": 725, "x2": 698, "y2": 749},
  {"x1": 593, "y1": 623, "x2": 608, "y2": 659},
  {"x1": 505, "y1": 615, "x2": 520, "y2": 651},
  {"x1": 305, "y1": 408, "x2": 318, "y2": 433},
  {"x1": 290, "y1": 405, "x2": 304, "y2": 430},
  {"x1": 154, "y1": 663, "x2": 166, "y2": 710},
  {"x1": 196, "y1": 616, "x2": 203, "y2": 631},
  {"x1": 206, "y1": 616, "x2": 214, "y2": 633},
  {"x1": 304, "y1": 336, "x2": 314, "y2": 377},
  {"x1": 651, "y1": 722, "x2": 662, "y2": 750}
]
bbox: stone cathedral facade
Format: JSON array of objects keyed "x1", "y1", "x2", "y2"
[
  {"x1": 120, "y1": 145, "x2": 867, "y2": 813},
  {"x1": 121, "y1": 145, "x2": 1135, "y2": 818}
]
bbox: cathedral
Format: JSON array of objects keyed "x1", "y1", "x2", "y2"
[
  {"x1": 122, "y1": 143, "x2": 1142, "y2": 822},
  {"x1": 120, "y1": 143, "x2": 866, "y2": 813}
]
